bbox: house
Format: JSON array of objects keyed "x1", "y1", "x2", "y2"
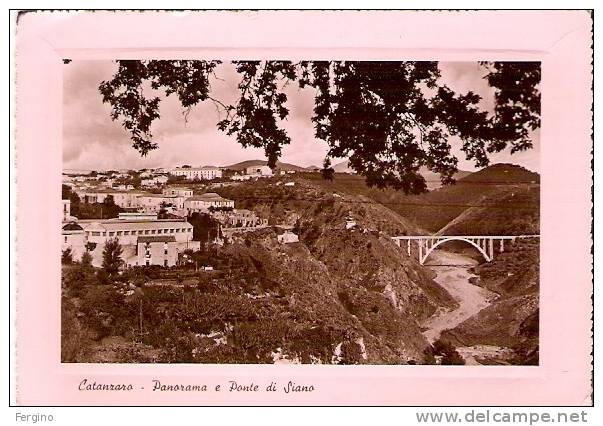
[
  {"x1": 345, "y1": 216, "x2": 357, "y2": 230},
  {"x1": 277, "y1": 231, "x2": 299, "y2": 244},
  {"x1": 212, "y1": 209, "x2": 267, "y2": 228},
  {"x1": 136, "y1": 194, "x2": 187, "y2": 213},
  {"x1": 79, "y1": 189, "x2": 148, "y2": 209},
  {"x1": 230, "y1": 174, "x2": 252, "y2": 181},
  {"x1": 245, "y1": 165, "x2": 273, "y2": 177},
  {"x1": 170, "y1": 166, "x2": 223, "y2": 180},
  {"x1": 141, "y1": 175, "x2": 169, "y2": 187},
  {"x1": 136, "y1": 236, "x2": 179, "y2": 267},
  {"x1": 162, "y1": 187, "x2": 193, "y2": 197},
  {"x1": 112, "y1": 184, "x2": 134, "y2": 191},
  {"x1": 184, "y1": 193, "x2": 235, "y2": 214}
]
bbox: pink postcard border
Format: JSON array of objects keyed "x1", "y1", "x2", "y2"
[{"x1": 14, "y1": 10, "x2": 593, "y2": 405}]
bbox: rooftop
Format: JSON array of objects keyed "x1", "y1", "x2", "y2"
[
  {"x1": 173, "y1": 166, "x2": 221, "y2": 171},
  {"x1": 78, "y1": 218, "x2": 191, "y2": 231},
  {"x1": 62, "y1": 222, "x2": 83, "y2": 231},
  {"x1": 186, "y1": 192, "x2": 231, "y2": 201}
]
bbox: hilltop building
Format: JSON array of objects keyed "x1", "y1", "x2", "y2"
[
  {"x1": 170, "y1": 166, "x2": 223, "y2": 180},
  {"x1": 245, "y1": 165, "x2": 273, "y2": 177}
]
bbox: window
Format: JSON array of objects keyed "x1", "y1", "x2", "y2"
[
  {"x1": 64, "y1": 236, "x2": 68, "y2": 243},
  {"x1": 164, "y1": 259, "x2": 168, "y2": 267},
  {"x1": 157, "y1": 229, "x2": 162, "y2": 234},
  {"x1": 124, "y1": 231, "x2": 130, "y2": 235},
  {"x1": 92, "y1": 231, "x2": 100, "y2": 236},
  {"x1": 151, "y1": 230, "x2": 156, "y2": 234},
  {"x1": 117, "y1": 231, "x2": 122, "y2": 236}
]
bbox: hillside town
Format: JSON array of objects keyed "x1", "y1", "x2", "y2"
[{"x1": 61, "y1": 164, "x2": 296, "y2": 268}]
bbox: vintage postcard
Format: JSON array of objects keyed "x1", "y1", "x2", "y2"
[{"x1": 13, "y1": 10, "x2": 593, "y2": 405}]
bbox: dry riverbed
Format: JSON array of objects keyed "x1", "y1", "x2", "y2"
[{"x1": 422, "y1": 249, "x2": 514, "y2": 365}]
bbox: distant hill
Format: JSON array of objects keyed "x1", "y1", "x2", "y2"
[
  {"x1": 332, "y1": 161, "x2": 356, "y2": 173},
  {"x1": 390, "y1": 164, "x2": 540, "y2": 232},
  {"x1": 458, "y1": 163, "x2": 539, "y2": 184},
  {"x1": 224, "y1": 160, "x2": 308, "y2": 172},
  {"x1": 331, "y1": 160, "x2": 472, "y2": 189},
  {"x1": 297, "y1": 163, "x2": 539, "y2": 233},
  {"x1": 437, "y1": 185, "x2": 540, "y2": 236}
]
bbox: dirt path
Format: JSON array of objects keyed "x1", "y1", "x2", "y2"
[{"x1": 421, "y1": 250, "x2": 497, "y2": 345}]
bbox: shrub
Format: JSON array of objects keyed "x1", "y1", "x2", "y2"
[
  {"x1": 433, "y1": 339, "x2": 465, "y2": 365},
  {"x1": 61, "y1": 247, "x2": 73, "y2": 265}
]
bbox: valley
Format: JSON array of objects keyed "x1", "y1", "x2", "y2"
[{"x1": 61, "y1": 163, "x2": 539, "y2": 365}]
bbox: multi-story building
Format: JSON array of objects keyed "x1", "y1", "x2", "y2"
[
  {"x1": 62, "y1": 216, "x2": 200, "y2": 267},
  {"x1": 136, "y1": 194, "x2": 187, "y2": 213},
  {"x1": 162, "y1": 187, "x2": 194, "y2": 197},
  {"x1": 184, "y1": 193, "x2": 235, "y2": 214},
  {"x1": 170, "y1": 166, "x2": 223, "y2": 180},
  {"x1": 77, "y1": 189, "x2": 148, "y2": 209}
]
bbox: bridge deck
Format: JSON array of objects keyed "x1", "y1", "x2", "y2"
[{"x1": 391, "y1": 235, "x2": 540, "y2": 240}]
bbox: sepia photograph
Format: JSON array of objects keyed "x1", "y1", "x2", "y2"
[{"x1": 60, "y1": 59, "x2": 541, "y2": 366}]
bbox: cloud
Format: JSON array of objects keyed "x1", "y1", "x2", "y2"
[{"x1": 63, "y1": 61, "x2": 539, "y2": 172}]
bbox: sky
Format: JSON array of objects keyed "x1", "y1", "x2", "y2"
[{"x1": 63, "y1": 61, "x2": 540, "y2": 173}]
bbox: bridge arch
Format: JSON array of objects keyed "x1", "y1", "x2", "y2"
[{"x1": 421, "y1": 237, "x2": 491, "y2": 265}]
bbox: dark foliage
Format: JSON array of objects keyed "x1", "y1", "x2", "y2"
[
  {"x1": 96, "y1": 60, "x2": 540, "y2": 193},
  {"x1": 433, "y1": 339, "x2": 466, "y2": 365},
  {"x1": 61, "y1": 247, "x2": 73, "y2": 265},
  {"x1": 102, "y1": 238, "x2": 124, "y2": 277}
]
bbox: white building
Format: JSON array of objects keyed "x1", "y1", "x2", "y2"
[
  {"x1": 184, "y1": 193, "x2": 235, "y2": 214},
  {"x1": 78, "y1": 189, "x2": 148, "y2": 209},
  {"x1": 62, "y1": 222, "x2": 86, "y2": 261},
  {"x1": 141, "y1": 175, "x2": 169, "y2": 187},
  {"x1": 162, "y1": 187, "x2": 193, "y2": 197},
  {"x1": 64, "y1": 217, "x2": 200, "y2": 267},
  {"x1": 277, "y1": 230, "x2": 299, "y2": 244},
  {"x1": 136, "y1": 194, "x2": 187, "y2": 213},
  {"x1": 170, "y1": 166, "x2": 223, "y2": 180},
  {"x1": 245, "y1": 165, "x2": 273, "y2": 177},
  {"x1": 112, "y1": 184, "x2": 134, "y2": 191}
]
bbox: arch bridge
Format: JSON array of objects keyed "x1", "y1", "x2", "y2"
[{"x1": 391, "y1": 235, "x2": 540, "y2": 265}]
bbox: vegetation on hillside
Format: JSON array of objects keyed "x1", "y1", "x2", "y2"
[
  {"x1": 62, "y1": 179, "x2": 458, "y2": 364},
  {"x1": 296, "y1": 164, "x2": 539, "y2": 233}
]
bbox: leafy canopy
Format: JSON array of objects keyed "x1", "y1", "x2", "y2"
[{"x1": 97, "y1": 60, "x2": 540, "y2": 194}]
